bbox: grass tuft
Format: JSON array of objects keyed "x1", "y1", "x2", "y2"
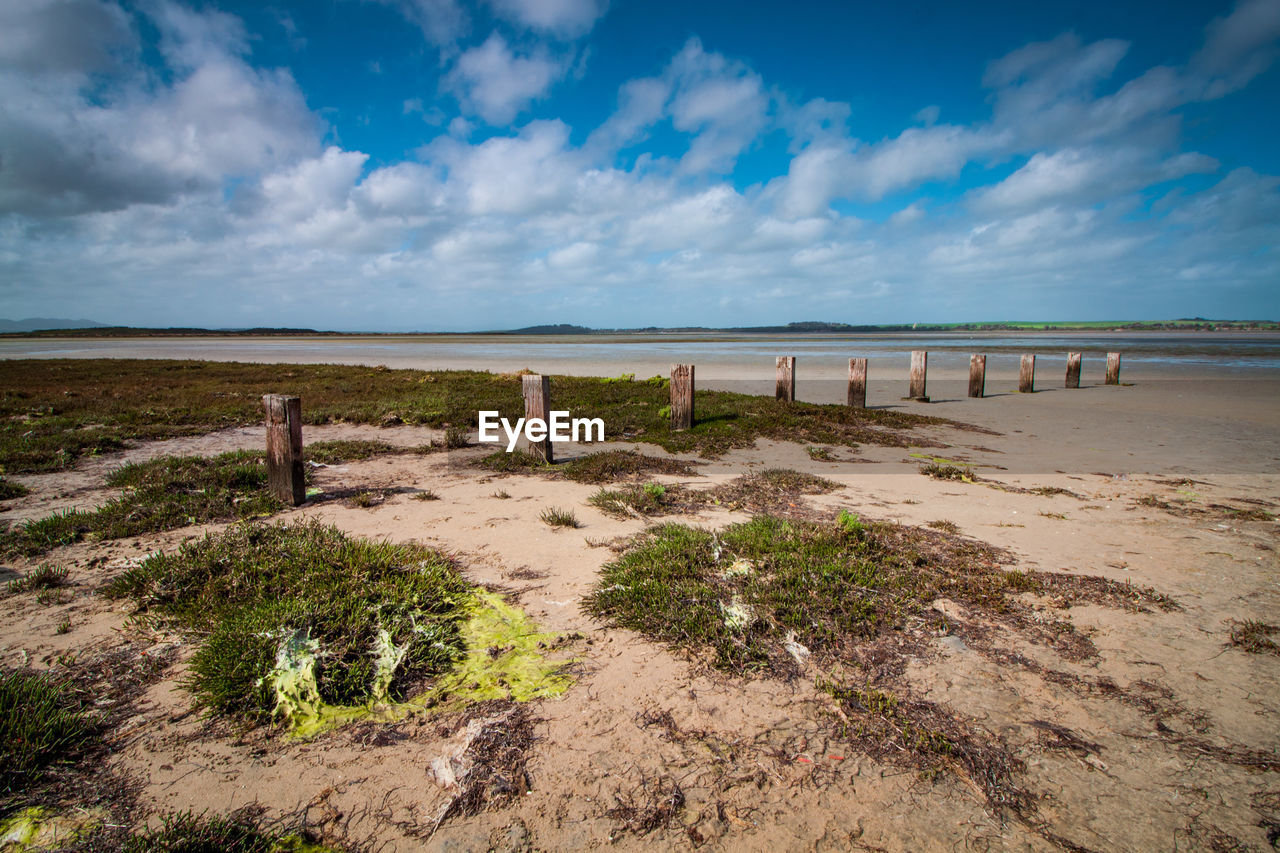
[
  {"x1": 702, "y1": 468, "x2": 840, "y2": 513},
  {"x1": 921, "y1": 463, "x2": 976, "y2": 482},
  {"x1": 540, "y1": 507, "x2": 580, "y2": 529},
  {"x1": 927, "y1": 519, "x2": 960, "y2": 534},
  {"x1": 1228, "y1": 620, "x2": 1279, "y2": 656},
  {"x1": 121, "y1": 809, "x2": 337, "y2": 853},
  {"x1": 104, "y1": 521, "x2": 472, "y2": 725},
  {"x1": 0, "y1": 478, "x2": 30, "y2": 500},
  {"x1": 6, "y1": 563, "x2": 70, "y2": 596},
  {"x1": 0, "y1": 669, "x2": 96, "y2": 797},
  {"x1": 442, "y1": 425, "x2": 470, "y2": 449},
  {"x1": 304, "y1": 439, "x2": 399, "y2": 464},
  {"x1": 588, "y1": 483, "x2": 674, "y2": 519},
  {"x1": 1, "y1": 451, "x2": 282, "y2": 558},
  {"x1": 478, "y1": 449, "x2": 698, "y2": 485},
  {"x1": 412, "y1": 489, "x2": 440, "y2": 501}
]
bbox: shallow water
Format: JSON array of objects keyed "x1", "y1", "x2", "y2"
[{"x1": 2, "y1": 331, "x2": 1279, "y2": 378}]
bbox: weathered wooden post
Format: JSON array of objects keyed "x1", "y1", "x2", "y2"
[
  {"x1": 1065, "y1": 352, "x2": 1082, "y2": 388},
  {"x1": 670, "y1": 364, "x2": 694, "y2": 430},
  {"x1": 847, "y1": 358, "x2": 867, "y2": 408},
  {"x1": 968, "y1": 354, "x2": 986, "y2": 398},
  {"x1": 1019, "y1": 354, "x2": 1036, "y2": 393},
  {"x1": 1106, "y1": 352, "x2": 1121, "y2": 385},
  {"x1": 521, "y1": 374, "x2": 553, "y2": 463},
  {"x1": 263, "y1": 394, "x2": 305, "y2": 506},
  {"x1": 776, "y1": 356, "x2": 796, "y2": 402},
  {"x1": 908, "y1": 351, "x2": 928, "y2": 401}
]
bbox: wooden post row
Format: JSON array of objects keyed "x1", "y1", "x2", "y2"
[
  {"x1": 263, "y1": 394, "x2": 305, "y2": 506},
  {"x1": 776, "y1": 356, "x2": 796, "y2": 402},
  {"x1": 521, "y1": 374, "x2": 553, "y2": 463},
  {"x1": 968, "y1": 354, "x2": 986, "y2": 398},
  {"x1": 1065, "y1": 352, "x2": 1082, "y2": 389},
  {"x1": 908, "y1": 351, "x2": 928, "y2": 401},
  {"x1": 1019, "y1": 354, "x2": 1036, "y2": 393},
  {"x1": 670, "y1": 364, "x2": 694, "y2": 430},
  {"x1": 1106, "y1": 352, "x2": 1122, "y2": 385},
  {"x1": 847, "y1": 358, "x2": 867, "y2": 408}
]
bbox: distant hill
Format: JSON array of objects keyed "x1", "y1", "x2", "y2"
[
  {"x1": 2, "y1": 326, "x2": 331, "y2": 338},
  {"x1": 0, "y1": 318, "x2": 108, "y2": 332},
  {"x1": 1, "y1": 319, "x2": 1275, "y2": 338},
  {"x1": 496, "y1": 324, "x2": 595, "y2": 335}
]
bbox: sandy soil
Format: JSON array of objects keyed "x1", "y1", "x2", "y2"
[{"x1": 2, "y1": 378, "x2": 1277, "y2": 852}]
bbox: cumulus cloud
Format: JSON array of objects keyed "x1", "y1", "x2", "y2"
[
  {"x1": 369, "y1": 0, "x2": 469, "y2": 48},
  {"x1": 0, "y1": 0, "x2": 134, "y2": 74},
  {"x1": 975, "y1": 148, "x2": 1218, "y2": 212},
  {"x1": 587, "y1": 38, "x2": 769, "y2": 175},
  {"x1": 486, "y1": 0, "x2": 608, "y2": 38},
  {"x1": 443, "y1": 34, "x2": 567, "y2": 124},
  {"x1": 0, "y1": 1, "x2": 318, "y2": 217}
]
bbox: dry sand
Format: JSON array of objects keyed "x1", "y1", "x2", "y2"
[{"x1": 2, "y1": 370, "x2": 1277, "y2": 851}]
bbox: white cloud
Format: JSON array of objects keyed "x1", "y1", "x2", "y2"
[
  {"x1": 588, "y1": 38, "x2": 769, "y2": 175},
  {"x1": 486, "y1": 0, "x2": 608, "y2": 38},
  {"x1": 0, "y1": 0, "x2": 134, "y2": 74},
  {"x1": 1192, "y1": 0, "x2": 1280, "y2": 97},
  {"x1": 0, "y1": 1, "x2": 318, "y2": 217},
  {"x1": 443, "y1": 34, "x2": 567, "y2": 125},
  {"x1": 369, "y1": 0, "x2": 469, "y2": 48},
  {"x1": 976, "y1": 147, "x2": 1218, "y2": 211},
  {"x1": 427, "y1": 120, "x2": 584, "y2": 215}
]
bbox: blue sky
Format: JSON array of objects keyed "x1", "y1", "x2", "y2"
[{"x1": 1, "y1": 0, "x2": 1278, "y2": 331}]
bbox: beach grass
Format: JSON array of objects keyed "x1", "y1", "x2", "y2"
[
  {"x1": 0, "y1": 359, "x2": 949, "y2": 474},
  {"x1": 0, "y1": 478, "x2": 30, "y2": 500},
  {"x1": 0, "y1": 669, "x2": 96, "y2": 798},
  {"x1": 121, "y1": 810, "x2": 339, "y2": 853},
  {"x1": 540, "y1": 506, "x2": 580, "y2": 528},
  {"x1": 588, "y1": 483, "x2": 674, "y2": 518},
  {"x1": 478, "y1": 448, "x2": 700, "y2": 485}
]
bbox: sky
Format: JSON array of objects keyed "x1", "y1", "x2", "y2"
[{"x1": 1, "y1": 0, "x2": 1278, "y2": 331}]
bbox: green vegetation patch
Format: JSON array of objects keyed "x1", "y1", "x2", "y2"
[
  {"x1": 920, "y1": 462, "x2": 977, "y2": 482},
  {"x1": 589, "y1": 483, "x2": 682, "y2": 519},
  {"x1": 122, "y1": 809, "x2": 339, "y2": 853},
  {"x1": 0, "y1": 478, "x2": 30, "y2": 500},
  {"x1": 477, "y1": 448, "x2": 699, "y2": 484},
  {"x1": 105, "y1": 521, "x2": 569, "y2": 736},
  {"x1": 584, "y1": 515, "x2": 1026, "y2": 674},
  {"x1": 0, "y1": 360, "x2": 952, "y2": 474},
  {"x1": 0, "y1": 670, "x2": 96, "y2": 799},
  {"x1": 585, "y1": 513, "x2": 1174, "y2": 675},
  {"x1": 5, "y1": 564, "x2": 69, "y2": 597},
  {"x1": 0, "y1": 805, "x2": 106, "y2": 850},
  {"x1": 703, "y1": 469, "x2": 840, "y2": 513},
  {"x1": 1228, "y1": 620, "x2": 1279, "y2": 656},
  {"x1": 304, "y1": 439, "x2": 403, "y2": 464},
  {"x1": 0, "y1": 451, "x2": 281, "y2": 558},
  {"x1": 586, "y1": 513, "x2": 1178, "y2": 834}
]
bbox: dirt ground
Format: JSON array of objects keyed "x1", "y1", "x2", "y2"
[{"x1": 2, "y1": 379, "x2": 1278, "y2": 852}]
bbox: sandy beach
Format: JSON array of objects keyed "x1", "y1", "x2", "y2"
[{"x1": 1, "y1": 349, "x2": 1277, "y2": 851}]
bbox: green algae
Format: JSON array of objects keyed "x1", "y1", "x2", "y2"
[
  {"x1": 1, "y1": 806, "x2": 103, "y2": 850},
  {"x1": 276, "y1": 589, "x2": 572, "y2": 739}
]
